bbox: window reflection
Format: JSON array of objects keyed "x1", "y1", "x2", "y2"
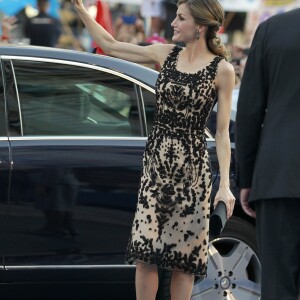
[{"x1": 12, "y1": 60, "x2": 142, "y2": 137}]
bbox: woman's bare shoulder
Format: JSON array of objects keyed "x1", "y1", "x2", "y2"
[
  {"x1": 150, "y1": 43, "x2": 177, "y2": 66},
  {"x1": 217, "y1": 59, "x2": 235, "y2": 75},
  {"x1": 215, "y1": 59, "x2": 235, "y2": 89}
]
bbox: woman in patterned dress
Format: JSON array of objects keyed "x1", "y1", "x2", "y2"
[{"x1": 72, "y1": 0, "x2": 236, "y2": 299}]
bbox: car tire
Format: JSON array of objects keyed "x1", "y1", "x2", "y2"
[{"x1": 156, "y1": 217, "x2": 261, "y2": 300}]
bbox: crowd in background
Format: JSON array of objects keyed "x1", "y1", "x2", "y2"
[{"x1": 0, "y1": 0, "x2": 250, "y2": 83}]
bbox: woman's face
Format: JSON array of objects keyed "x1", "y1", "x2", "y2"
[{"x1": 171, "y1": 3, "x2": 198, "y2": 43}]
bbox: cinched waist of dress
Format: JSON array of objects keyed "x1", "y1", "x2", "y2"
[{"x1": 153, "y1": 122, "x2": 205, "y2": 136}]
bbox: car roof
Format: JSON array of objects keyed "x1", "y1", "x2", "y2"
[{"x1": 0, "y1": 44, "x2": 158, "y2": 88}]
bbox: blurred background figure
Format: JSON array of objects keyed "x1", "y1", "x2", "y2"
[
  {"x1": 1, "y1": 15, "x2": 17, "y2": 43},
  {"x1": 230, "y1": 45, "x2": 249, "y2": 86},
  {"x1": 114, "y1": 7, "x2": 145, "y2": 44},
  {"x1": 25, "y1": 0, "x2": 61, "y2": 47},
  {"x1": 141, "y1": 0, "x2": 166, "y2": 37},
  {"x1": 163, "y1": 0, "x2": 177, "y2": 42}
]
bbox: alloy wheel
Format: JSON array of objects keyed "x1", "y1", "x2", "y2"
[{"x1": 191, "y1": 237, "x2": 261, "y2": 300}]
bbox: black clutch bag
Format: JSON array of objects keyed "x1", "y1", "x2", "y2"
[{"x1": 209, "y1": 201, "x2": 227, "y2": 239}]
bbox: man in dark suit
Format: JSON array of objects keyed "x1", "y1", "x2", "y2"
[
  {"x1": 25, "y1": 0, "x2": 61, "y2": 47},
  {"x1": 235, "y1": 8, "x2": 300, "y2": 300}
]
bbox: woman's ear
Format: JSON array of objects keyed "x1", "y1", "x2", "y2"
[{"x1": 199, "y1": 25, "x2": 207, "y2": 34}]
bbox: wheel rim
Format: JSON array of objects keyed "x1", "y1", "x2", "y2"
[{"x1": 191, "y1": 237, "x2": 261, "y2": 300}]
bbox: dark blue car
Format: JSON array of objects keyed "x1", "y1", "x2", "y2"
[{"x1": 0, "y1": 44, "x2": 260, "y2": 299}]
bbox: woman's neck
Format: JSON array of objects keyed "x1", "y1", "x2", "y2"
[{"x1": 184, "y1": 40, "x2": 211, "y2": 64}]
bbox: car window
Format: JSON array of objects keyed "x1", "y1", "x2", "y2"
[{"x1": 12, "y1": 60, "x2": 142, "y2": 137}]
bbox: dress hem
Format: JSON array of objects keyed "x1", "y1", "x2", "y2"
[{"x1": 125, "y1": 254, "x2": 207, "y2": 277}]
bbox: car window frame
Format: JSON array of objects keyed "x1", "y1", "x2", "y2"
[{"x1": 0, "y1": 60, "x2": 8, "y2": 137}]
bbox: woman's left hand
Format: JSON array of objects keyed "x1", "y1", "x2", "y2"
[{"x1": 214, "y1": 186, "x2": 236, "y2": 219}]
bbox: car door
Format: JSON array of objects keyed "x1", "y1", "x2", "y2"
[
  {"x1": 2, "y1": 57, "x2": 150, "y2": 299},
  {"x1": 0, "y1": 60, "x2": 10, "y2": 284}
]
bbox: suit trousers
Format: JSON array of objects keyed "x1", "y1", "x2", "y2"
[{"x1": 255, "y1": 198, "x2": 300, "y2": 300}]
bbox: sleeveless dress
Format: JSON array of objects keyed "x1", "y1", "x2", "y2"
[{"x1": 125, "y1": 45, "x2": 223, "y2": 276}]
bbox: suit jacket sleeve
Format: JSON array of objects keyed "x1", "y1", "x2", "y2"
[{"x1": 235, "y1": 22, "x2": 268, "y2": 188}]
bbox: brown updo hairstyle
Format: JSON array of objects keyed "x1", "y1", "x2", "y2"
[{"x1": 177, "y1": 0, "x2": 230, "y2": 60}]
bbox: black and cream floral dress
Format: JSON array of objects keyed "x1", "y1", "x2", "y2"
[{"x1": 125, "y1": 45, "x2": 223, "y2": 276}]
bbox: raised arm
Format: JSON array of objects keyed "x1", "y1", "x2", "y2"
[{"x1": 72, "y1": 0, "x2": 173, "y2": 65}]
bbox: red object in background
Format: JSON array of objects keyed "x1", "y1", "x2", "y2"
[
  {"x1": 93, "y1": 0, "x2": 114, "y2": 55},
  {"x1": 146, "y1": 33, "x2": 167, "y2": 45}
]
